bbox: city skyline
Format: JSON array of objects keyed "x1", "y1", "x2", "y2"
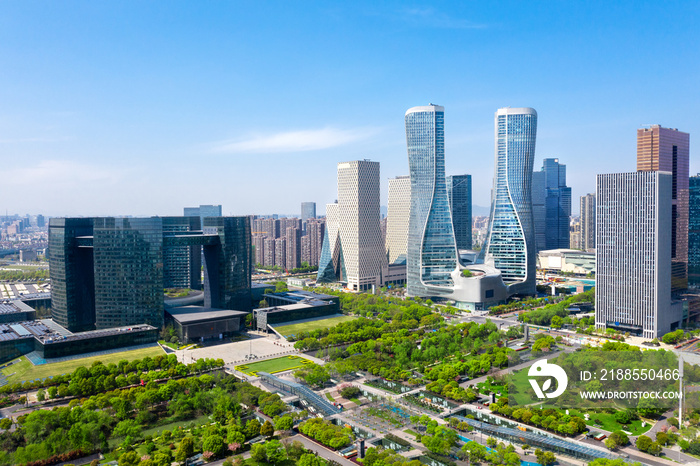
[{"x1": 0, "y1": 2, "x2": 698, "y2": 217}]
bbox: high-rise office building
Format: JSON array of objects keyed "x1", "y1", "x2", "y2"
[
  {"x1": 162, "y1": 216, "x2": 202, "y2": 289},
  {"x1": 689, "y1": 175, "x2": 700, "y2": 287},
  {"x1": 637, "y1": 125, "x2": 690, "y2": 292},
  {"x1": 317, "y1": 160, "x2": 387, "y2": 290},
  {"x1": 386, "y1": 175, "x2": 411, "y2": 264},
  {"x1": 405, "y1": 105, "x2": 458, "y2": 297},
  {"x1": 36, "y1": 214, "x2": 45, "y2": 228},
  {"x1": 532, "y1": 158, "x2": 571, "y2": 251},
  {"x1": 481, "y1": 107, "x2": 538, "y2": 295},
  {"x1": 580, "y1": 193, "x2": 596, "y2": 250},
  {"x1": 596, "y1": 171, "x2": 680, "y2": 338},
  {"x1": 301, "y1": 202, "x2": 316, "y2": 232},
  {"x1": 446, "y1": 174, "x2": 473, "y2": 251}
]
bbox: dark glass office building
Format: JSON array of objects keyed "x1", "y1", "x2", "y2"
[
  {"x1": 162, "y1": 216, "x2": 202, "y2": 289},
  {"x1": 446, "y1": 174, "x2": 472, "y2": 251},
  {"x1": 49, "y1": 216, "x2": 252, "y2": 332},
  {"x1": 202, "y1": 217, "x2": 252, "y2": 311}
]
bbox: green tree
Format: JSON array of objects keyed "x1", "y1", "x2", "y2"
[
  {"x1": 261, "y1": 420, "x2": 274, "y2": 437},
  {"x1": 118, "y1": 451, "x2": 140, "y2": 466},
  {"x1": 174, "y1": 437, "x2": 194, "y2": 463},
  {"x1": 250, "y1": 443, "x2": 267, "y2": 462},
  {"x1": 298, "y1": 453, "x2": 326, "y2": 466},
  {"x1": 245, "y1": 419, "x2": 261, "y2": 438},
  {"x1": 636, "y1": 435, "x2": 652, "y2": 452},
  {"x1": 551, "y1": 315, "x2": 563, "y2": 329},
  {"x1": 275, "y1": 415, "x2": 294, "y2": 431},
  {"x1": 534, "y1": 449, "x2": 556, "y2": 466},
  {"x1": 265, "y1": 439, "x2": 287, "y2": 464},
  {"x1": 203, "y1": 434, "x2": 226, "y2": 457}
]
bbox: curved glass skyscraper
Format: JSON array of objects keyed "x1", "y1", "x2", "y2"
[
  {"x1": 482, "y1": 107, "x2": 537, "y2": 295},
  {"x1": 405, "y1": 104, "x2": 458, "y2": 297}
]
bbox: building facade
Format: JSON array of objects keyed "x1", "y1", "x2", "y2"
[
  {"x1": 481, "y1": 107, "x2": 538, "y2": 296},
  {"x1": 690, "y1": 175, "x2": 700, "y2": 288},
  {"x1": 317, "y1": 161, "x2": 387, "y2": 290},
  {"x1": 446, "y1": 174, "x2": 473, "y2": 251},
  {"x1": 386, "y1": 175, "x2": 411, "y2": 265},
  {"x1": 532, "y1": 158, "x2": 571, "y2": 251},
  {"x1": 637, "y1": 125, "x2": 690, "y2": 292},
  {"x1": 286, "y1": 226, "x2": 301, "y2": 269},
  {"x1": 162, "y1": 216, "x2": 202, "y2": 289},
  {"x1": 595, "y1": 171, "x2": 680, "y2": 338},
  {"x1": 405, "y1": 105, "x2": 458, "y2": 297},
  {"x1": 580, "y1": 193, "x2": 596, "y2": 250}
]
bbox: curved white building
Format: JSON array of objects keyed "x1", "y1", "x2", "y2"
[{"x1": 482, "y1": 107, "x2": 538, "y2": 296}]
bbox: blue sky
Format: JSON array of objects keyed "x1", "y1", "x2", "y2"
[{"x1": 1, "y1": 1, "x2": 698, "y2": 217}]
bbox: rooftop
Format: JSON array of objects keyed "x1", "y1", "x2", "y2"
[{"x1": 166, "y1": 306, "x2": 249, "y2": 324}]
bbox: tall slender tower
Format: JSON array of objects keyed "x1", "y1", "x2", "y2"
[
  {"x1": 482, "y1": 107, "x2": 537, "y2": 296},
  {"x1": 446, "y1": 175, "x2": 473, "y2": 251},
  {"x1": 405, "y1": 104, "x2": 458, "y2": 297},
  {"x1": 580, "y1": 193, "x2": 596, "y2": 250},
  {"x1": 637, "y1": 125, "x2": 690, "y2": 292}
]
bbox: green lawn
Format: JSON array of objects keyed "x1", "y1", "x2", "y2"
[
  {"x1": 235, "y1": 355, "x2": 313, "y2": 376},
  {"x1": 273, "y1": 315, "x2": 357, "y2": 337},
  {"x1": 1, "y1": 345, "x2": 165, "y2": 384}
]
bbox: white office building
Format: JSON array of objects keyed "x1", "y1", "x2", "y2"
[
  {"x1": 595, "y1": 171, "x2": 681, "y2": 338},
  {"x1": 386, "y1": 175, "x2": 411, "y2": 265},
  {"x1": 317, "y1": 160, "x2": 388, "y2": 291}
]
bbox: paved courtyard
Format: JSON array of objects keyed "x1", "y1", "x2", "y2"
[{"x1": 175, "y1": 333, "x2": 298, "y2": 365}]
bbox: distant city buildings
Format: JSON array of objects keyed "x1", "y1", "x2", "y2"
[
  {"x1": 579, "y1": 193, "x2": 596, "y2": 250},
  {"x1": 301, "y1": 202, "x2": 316, "y2": 232},
  {"x1": 532, "y1": 158, "x2": 571, "y2": 251},
  {"x1": 637, "y1": 125, "x2": 690, "y2": 292},
  {"x1": 317, "y1": 160, "x2": 388, "y2": 291},
  {"x1": 183, "y1": 204, "x2": 222, "y2": 224},
  {"x1": 446, "y1": 174, "x2": 473, "y2": 251},
  {"x1": 596, "y1": 171, "x2": 680, "y2": 338},
  {"x1": 386, "y1": 175, "x2": 411, "y2": 265},
  {"x1": 482, "y1": 107, "x2": 538, "y2": 296}
]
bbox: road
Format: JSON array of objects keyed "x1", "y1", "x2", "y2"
[{"x1": 285, "y1": 434, "x2": 357, "y2": 466}]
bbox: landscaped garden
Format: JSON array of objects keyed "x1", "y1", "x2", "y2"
[
  {"x1": 235, "y1": 355, "x2": 313, "y2": 376},
  {"x1": 0, "y1": 345, "x2": 165, "y2": 385},
  {"x1": 273, "y1": 314, "x2": 357, "y2": 338}
]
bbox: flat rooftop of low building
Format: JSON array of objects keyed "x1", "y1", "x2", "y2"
[
  {"x1": 166, "y1": 306, "x2": 249, "y2": 324},
  {"x1": 255, "y1": 302, "x2": 314, "y2": 314},
  {"x1": 539, "y1": 248, "x2": 594, "y2": 256},
  {"x1": 0, "y1": 301, "x2": 33, "y2": 315},
  {"x1": 263, "y1": 290, "x2": 337, "y2": 302}
]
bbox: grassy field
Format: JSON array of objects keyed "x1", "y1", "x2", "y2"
[
  {"x1": 561, "y1": 407, "x2": 653, "y2": 435},
  {"x1": 273, "y1": 315, "x2": 357, "y2": 337},
  {"x1": 1, "y1": 345, "x2": 164, "y2": 384},
  {"x1": 235, "y1": 355, "x2": 313, "y2": 376}
]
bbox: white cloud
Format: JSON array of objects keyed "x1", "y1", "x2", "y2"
[
  {"x1": 399, "y1": 7, "x2": 487, "y2": 29},
  {"x1": 212, "y1": 127, "x2": 380, "y2": 154},
  {"x1": 3, "y1": 160, "x2": 128, "y2": 186}
]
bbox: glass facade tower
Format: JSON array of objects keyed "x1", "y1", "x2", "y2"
[
  {"x1": 446, "y1": 174, "x2": 473, "y2": 251},
  {"x1": 405, "y1": 104, "x2": 458, "y2": 297},
  {"x1": 689, "y1": 175, "x2": 700, "y2": 287},
  {"x1": 482, "y1": 107, "x2": 537, "y2": 296},
  {"x1": 532, "y1": 158, "x2": 571, "y2": 251}
]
